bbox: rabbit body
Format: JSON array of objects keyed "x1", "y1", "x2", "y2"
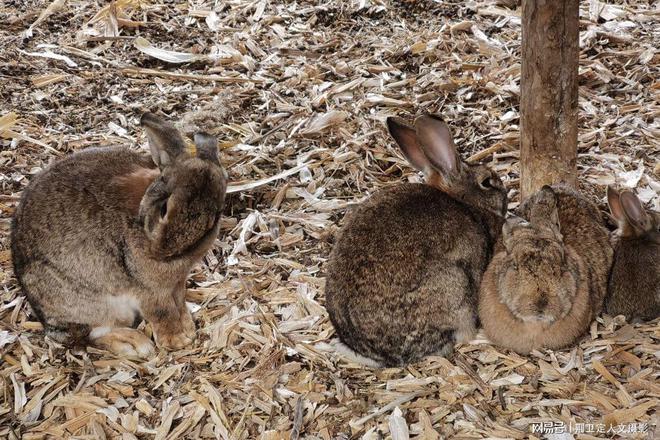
[
  {"x1": 327, "y1": 184, "x2": 503, "y2": 366},
  {"x1": 326, "y1": 115, "x2": 507, "y2": 367},
  {"x1": 479, "y1": 185, "x2": 613, "y2": 354},
  {"x1": 606, "y1": 187, "x2": 660, "y2": 321},
  {"x1": 11, "y1": 114, "x2": 226, "y2": 356}
]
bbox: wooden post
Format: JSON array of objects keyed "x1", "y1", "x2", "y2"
[{"x1": 520, "y1": 0, "x2": 579, "y2": 199}]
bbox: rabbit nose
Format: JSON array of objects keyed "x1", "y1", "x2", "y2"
[{"x1": 535, "y1": 296, "x2": 548, "y2": 311}]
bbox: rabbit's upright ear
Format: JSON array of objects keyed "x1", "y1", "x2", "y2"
[
  {"x1": 502, "y1": 216, "x2": 527, "y2": 252},
  {"x1": 414, "y1": 114, "x2": 461, "y2": 177},
  {"x1": 620, "y1": 191, "x2": 652, "y2": 234},
  {"x1": 193, "y1": 132, "x2": 220, "y2": 165},
  {"x1": 530, "y1": 185, "x2": 561, "y2": 236},
  {"x1": 607, "y1": 186, "x2": 626, "y2": 225},
  {"x1": 140, "y1": 113, "x2": 186, "y2": 168},
  {"x1": 387, "y1": 117, "x2": 433, "y2": 175}
]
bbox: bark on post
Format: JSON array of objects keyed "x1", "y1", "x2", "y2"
[{"x1": 520, "y1": 0, "x2": 579, "y2": 200}]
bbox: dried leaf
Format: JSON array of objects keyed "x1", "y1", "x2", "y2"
[
  {"x1": 134, "y1": 37, "x2": 208, "y2": 64},
  {"x1": 299, "y1": 111, "x2": 348, "y2": 136}
]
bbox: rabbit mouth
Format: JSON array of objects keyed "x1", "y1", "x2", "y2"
[
  {"x1": 521, "y1": 314, "x2": 556, "y2": 324},
  {"x1": 162, "y1": 216, "x2": 221, "y2": 259}
]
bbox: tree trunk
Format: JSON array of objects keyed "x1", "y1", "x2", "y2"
[{"x1": 520, "y1": 0, "x2": 579, "y2": 200}]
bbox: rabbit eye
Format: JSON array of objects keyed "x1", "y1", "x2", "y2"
[
  {"x1": 159, "y1": 200, "x2": 168, "y2": 219},
  {"x1": 479, "y1": 177, "x2": 493, "y2": 189}
]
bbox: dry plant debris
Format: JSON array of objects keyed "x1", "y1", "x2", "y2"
[{"x1": 1, "y1": 1, "x2": 658, "y2": 439}]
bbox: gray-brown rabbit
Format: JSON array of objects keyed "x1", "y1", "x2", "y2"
[
  {"x1": 479, "y1": 185, "x2": 613, "y2": 354},
  {"x1": 606, "y1": 186, "x2": 659, "y2": 321},
  {"x1": 11, "y1": 113, "x2": 227, "y2": 357},
  {"x1": 325, "y1": 114, "x2": 507, "y2": 367}
]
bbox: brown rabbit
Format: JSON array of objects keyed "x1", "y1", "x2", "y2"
[
  {"x1": 11, "y1": 113, "x2": 227, "y2": 357},
  {"x1": 325, "y1": 114, "x2": 507, "y2": 367},
  {"x1": 479, "y1": 185, "x2": 613, "y2": 354},
  {"x1": 606, "y1": 186, "x2": 659, "y2": 321}
]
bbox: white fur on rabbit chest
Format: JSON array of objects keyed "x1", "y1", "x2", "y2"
[{"x1": 103, "y1": 294, "x2": 141, "y2": 325}]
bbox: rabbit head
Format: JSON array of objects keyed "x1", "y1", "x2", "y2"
[
  {"x1": 139, "y1": 113, "x2": 227, "y2": 259},
  {"x1": 607, "y1": 186, "x2": 660, "y2": 245},
  {"x1": 498, "y1": 186, "x2": 578, "y2": 323},
  {"x1": 387, "y1": 114, "x2": 507, "y2": 217}
]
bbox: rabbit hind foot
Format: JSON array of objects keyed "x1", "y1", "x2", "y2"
[
  {"x1": 332, "y1": 339, "x2": 383, "y2": 368},
  {"x1": 90, "y1": 327, "x2": 155, "y2": 359}
]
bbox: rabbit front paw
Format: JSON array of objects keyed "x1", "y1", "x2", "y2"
[
  {"x1": 154, "y1": 328, "x2": 193, "y2": 351},
  {"x1": 152, "y1": 317, "x2": 195, "y2": 351},
  {"x1": 145, "y1": 303, "x2": 196, "y2": 351}
]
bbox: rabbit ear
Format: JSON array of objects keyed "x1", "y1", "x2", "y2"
[
  {"x1": 620, "y1": 191, "x2": 652, "y2": 233},
  {"x1": 386, "y1": 117, "x2": 432, "y2": 174},
  {"x1": 194, "y1": 132, "x2": 220, "y2": 165},
  {"x1": 529, "y1": 185, "x2": 561, "y2": 235},
  {"x1": 414, "y1": 114, "x2": 461, "y2": 177},
  {"x1": 502, "y1": 216, "x2": 527, "y2": 252},
  {"x1": 607, "y1": 186, "x2": 626, "y2": 224},
  {"x1": 140, "y1": 113, "x2": 186, "y2": 168}
]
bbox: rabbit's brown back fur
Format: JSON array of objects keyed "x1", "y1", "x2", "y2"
[
  {"x1": 479, "y1": 185, "x2": 613, "y2": 354},
  {"x1": 11, "y1": 114, "x2": 226, "y2": 355},
  {"x1": 608, "y1": 240, "x2": 660, "y2": 320},
  {"x1": 326, "y1": 115, "x2": 507, "y2": 367}
]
